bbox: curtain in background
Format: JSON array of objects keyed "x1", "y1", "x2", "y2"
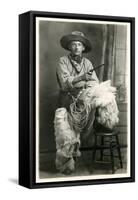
[
  {"x1": 99, "y1": 25, "x2": 116, "y2": 84},
  {"x1": 99, "y1": 24, "x2": 127, "y2": 103}
]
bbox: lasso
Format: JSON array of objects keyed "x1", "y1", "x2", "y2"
[{"x1": 68, "y1": 90, "x2": 92, "y2": 133}]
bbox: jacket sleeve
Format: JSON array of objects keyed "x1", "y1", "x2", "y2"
[{"x1": 56, "y1": 57, "x2": 74, "y2": 91}]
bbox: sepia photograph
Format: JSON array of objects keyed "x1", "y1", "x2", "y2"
[{"x1": 35, "y1": 15, "x2": 133, "y2": 184}]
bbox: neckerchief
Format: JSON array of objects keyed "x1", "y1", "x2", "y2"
[
  {"x1": 69, "y1": 54, "x2": 83, "y2": 64},
  {"x1": 68, "y1": 54, "x2": 84, "y2": 73}
]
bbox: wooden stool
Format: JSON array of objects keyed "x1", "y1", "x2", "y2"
[{"x1": 92, "y1": 129, "x2": 123, "y2": 174}]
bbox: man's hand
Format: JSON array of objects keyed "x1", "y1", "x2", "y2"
[
  {"x1": 81, "y1": 72, "x2": 93, "y2": 81},
  {"x1": 72, "y1": 72, "x2": 93, "y2": 86}
]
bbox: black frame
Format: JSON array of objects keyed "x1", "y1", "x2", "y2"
[{"x1": 19, "y1": 10, "x2": 135, "y2": 189}]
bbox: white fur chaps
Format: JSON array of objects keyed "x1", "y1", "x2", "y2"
[
  {"x1": 54, "y1": 108, "x2": 81, "y2": 174},
  {"x1": 79, "y1": 80, "x2": 119, "y2": 129}
]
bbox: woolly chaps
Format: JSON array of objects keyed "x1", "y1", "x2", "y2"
[{"x1": 54, "y1": 108, "x2": 81, "y2": 174}]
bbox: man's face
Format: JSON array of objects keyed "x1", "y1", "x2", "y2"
[{"x1": 69, "y1": 41, "x2": 85, "y2": 56}]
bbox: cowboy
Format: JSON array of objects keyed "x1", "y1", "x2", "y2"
[
  {"x1": 56, "y1": 31, "x2": 99, "y2": 110},
  {"x1": 55, "y1": 32, "x2": 100, "y2": 174}
]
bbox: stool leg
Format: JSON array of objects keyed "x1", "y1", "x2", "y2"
[
  {"x1": 110, "y1": 140, "x2": 115, "y2": 174},
  {"x1": 116, "y1": 135, "x2": 123, "y2": 168},
  {"x1": 100, "y1": 136, "x2": 104, "y2": 161},
  {"x1": 92, "y1": 135, "x2": 97, "y2": 162}
]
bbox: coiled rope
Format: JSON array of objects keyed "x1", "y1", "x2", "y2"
[{"x1": 68, "y1": 90, "x2": 92, "y2": 133}]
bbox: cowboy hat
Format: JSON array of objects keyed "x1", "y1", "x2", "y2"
[{"x1": 60, "y1": 31, "x2": 92, "y2": 53}]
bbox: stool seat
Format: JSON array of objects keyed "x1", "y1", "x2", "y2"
[
  {"x1": 92, "y1": 128, "x2": 123, "y2": 174},
  {"x1": 94, "y1": 129, "x2": 118, "y2": 136}
]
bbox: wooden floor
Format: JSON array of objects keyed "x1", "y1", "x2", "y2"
[{"x1": 39, "y1": 148, "x2": 127, "y2": 179}]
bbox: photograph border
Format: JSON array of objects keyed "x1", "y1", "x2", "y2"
[{"x1": 19, "y1": 11, "x2": 135, "y2": 189}]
